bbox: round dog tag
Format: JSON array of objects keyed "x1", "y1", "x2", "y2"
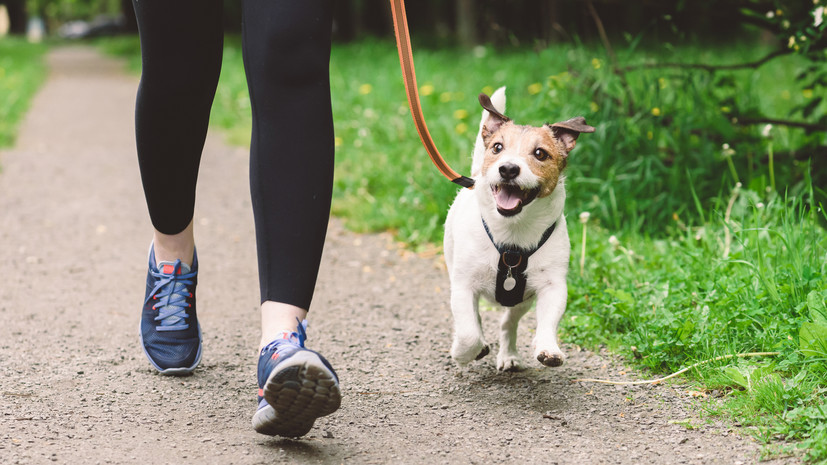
[{"x1": 503, "y1": 276, "x2": 517, "y2": 291}]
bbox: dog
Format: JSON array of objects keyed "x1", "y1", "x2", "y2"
[{"x1": 443, "y1": 87, "x2": 594, "y2": 371}]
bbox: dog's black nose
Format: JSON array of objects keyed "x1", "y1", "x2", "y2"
[{"x1": 499, "y1": 163, "x2": 520, "y2": 180}]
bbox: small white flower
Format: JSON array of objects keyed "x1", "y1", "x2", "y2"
[
  {"x1": 783, "y1": 19, "x2": 791, "y2": 29},
  {"x1": 789, "y1": 36, "x2": 797, "y2": 48},
  {"x1": 756, "y1": 202, "x2": 765, "y2": 209},
  {"x1": 609, "y1": 235, "x2": 619, "y2": 247},
  {"x1": 722, "y1": 143, "x2": 736, "y2": 157},
  {"x1": 579, "y1": 211, "x2": 591, "y2": 223},
  {"x1": 735, "y1": 182, "x2": 742, "y2": 188},
  {"x1": 815, "y1": 6, "x2": 824, "y2": 27},
  {"x1": 761, "y1": 124, "x2": 773, "y2": 137},
  {"x1": 766, "y1": 11, "x2": 775, "y2": 18}
]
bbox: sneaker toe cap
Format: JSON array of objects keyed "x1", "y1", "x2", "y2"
[{"x1": 141, "y1": 333, "x2": 201, "y2": 371}]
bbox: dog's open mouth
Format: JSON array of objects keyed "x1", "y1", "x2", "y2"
[{"x1": 492, "y1": 183, "x2": 540, "y2": 216}]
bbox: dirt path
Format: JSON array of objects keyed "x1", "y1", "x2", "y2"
[{"x1": 0, "y1": 47, "x2": 797, "y2": 465}]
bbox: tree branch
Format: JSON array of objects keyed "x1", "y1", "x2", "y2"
[
  {"x1": 621, "y1": 49, "x2": 790, "y2": 73},
  {"x1": 585, "y1": 0, "x2": 636, "y2": 112},
  {"x1": 736, "y1": 117, "x2": 827, "y2": 132},
  {"x1": 585, "y1": 0, "x2": 618, "y2": 70}
]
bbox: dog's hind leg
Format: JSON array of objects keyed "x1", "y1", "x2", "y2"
[
  {"x1": 450, "y1": 289, "x2": 490, "y2": 364},
  {"x1": 533, "y1": 282, "x2": 567, "y2": 367},
  {"x1": 496, "y1": 301, "x2": 532, "y2": 372}
]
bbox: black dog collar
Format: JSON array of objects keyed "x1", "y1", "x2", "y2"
[{"x1": 481, "y1": 218, "x2": 557, "y2": 306}]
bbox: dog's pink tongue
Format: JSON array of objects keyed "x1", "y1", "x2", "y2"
[{"x1": 496, "y1": 189, "x2": 522, "y2": 210}]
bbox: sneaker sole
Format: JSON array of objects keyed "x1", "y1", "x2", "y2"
[
  {"x1": 252, "y1": 350, "x2": 341, "y2": 437},
  {"x1": 138, "y1": 322, "x2": 202, "y2": 376}
]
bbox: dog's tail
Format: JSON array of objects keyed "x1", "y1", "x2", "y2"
[{"x1": 471, "y1": 86, "x2": 506, "y2": 177}]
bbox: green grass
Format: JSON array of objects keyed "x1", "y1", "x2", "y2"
[
  {"x1": 564, "y1": 185, "x2": 827, "y2": 462},
  {"x1": 95, "y1": 35, "x2": 827, "y2": 461},
  {"x1": 0, "y1": 38, "x2": 48, "y2": 150},
  {"x1": 96, "y1": 36, "x2": 142, "y2": 73}
]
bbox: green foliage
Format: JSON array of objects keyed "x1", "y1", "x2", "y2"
[
  {"x1": 721, "y1": 364, "x2": 777, "y2": 391},
  {"x1": 707, "y1": 366, "x2": 827, "y2": 462},
  {"x1": 27, "y1": 0, "x2": 121, "y2": 22},
  {"x1": 209, "y1": 40, "x2": 251, "y2": 147},
  {"x1": 0, "y1": 38, "x2": 47, "y2": 150},
  {"x1": 744, "y1": 1, "x2": 826, "y2": 55},
  {"x1": 800, "y1": 290, "x2": 827, "y2": 358},
  {"x1": 95, "y1": 35, "x2": 140, "y2": 71},
  {"x1": 564, "y1": 186, "x2": 827, "y2": 461},
  {"x1": 325, "y1": 38, "x2": 824, "y2": 242}
]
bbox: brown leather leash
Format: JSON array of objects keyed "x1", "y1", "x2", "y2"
[{"x1": 389, "y1": 0, "x2": 475, "y2": 189}]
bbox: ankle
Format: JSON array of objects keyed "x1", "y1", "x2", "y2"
[
  {"x1": 260, "y1": 301, "x2": 308, "y2": 350},
  {"x1": 153, "y1": 221, "x2": 195, "y2": 267}
]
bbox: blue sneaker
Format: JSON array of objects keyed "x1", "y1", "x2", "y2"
[
  {"x1": 252, "y1": 320, "x2": 341, "y2": 437},
  {"x1": 139, "y1": 246, "x2": 202, "y2": 375}
]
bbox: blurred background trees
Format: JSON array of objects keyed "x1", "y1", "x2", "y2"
[
  {"x1": 2, "y1": 0, "x2": 817, "y2": 48},
  {"x1": 3, "y1": 0, "x2": 824, "y2": 223}
]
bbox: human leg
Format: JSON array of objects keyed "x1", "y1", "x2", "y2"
[
  {"x1": 152, "y1": 220, "x2": 195, "y2": 268},
  {"x1": 242, "y1": 0, "x2": 335, "y2": 321},
  {"x1": 132, "y1": 0, "x2": 223, "y2": 373},
  {"x1": 133, "y1": 0, "x2": 223, "y2": 263},
  {"x1": 241, "y1": 0, "x2": 340, "y2": 436}
]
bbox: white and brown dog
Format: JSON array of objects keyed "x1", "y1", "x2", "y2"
[{"x1": 444, "y1": 87, "x2": 594, "y2": 371}]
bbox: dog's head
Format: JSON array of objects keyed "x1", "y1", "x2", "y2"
[{"x1": 477, "y1": 93, "x2": 594, "y2": 217}]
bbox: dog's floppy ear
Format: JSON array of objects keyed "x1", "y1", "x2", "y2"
[
  {"x1": 479, "y1": 93, "x2": 510, "y2": 143},
  {"x1": 547, "y1": 117, "x2": 595, "y2": 154}
]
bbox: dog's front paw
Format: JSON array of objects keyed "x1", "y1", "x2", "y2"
[
  {"x1": 536, "y1": 349, "x2": 565, "y2": 367},
  {"x1": 496, "y1": 353, "x2": 524, "y2": 372},
  {"x1": 451, "y1": 336, "x2": 490, "y2": 365}
]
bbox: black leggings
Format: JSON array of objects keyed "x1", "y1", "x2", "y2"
[{"x1": 133, "y1": 0, "x2": 334, "y2": 309}]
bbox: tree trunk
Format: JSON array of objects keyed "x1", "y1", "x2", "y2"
[{"x1": 455, "y1": 0, "x2": 476, "y2": 47}]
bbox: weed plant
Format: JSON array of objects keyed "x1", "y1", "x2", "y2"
[{"x1": 0, "y1": 38, "x2": 47, "y2": 151}]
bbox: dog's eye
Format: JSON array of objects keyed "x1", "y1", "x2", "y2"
[
  {"x1": 492, "y1": 142, "x2": 503, "y2": 154},
  {"x1": 533, "y1": 148, "x2": 549, "y2": 161}
]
